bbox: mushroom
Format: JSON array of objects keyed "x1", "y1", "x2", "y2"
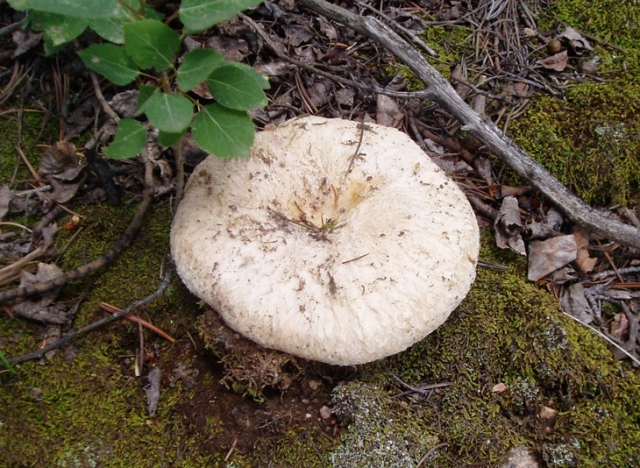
[{"x1": 171, "y1": 116, "x2": 479, "y2": 365}]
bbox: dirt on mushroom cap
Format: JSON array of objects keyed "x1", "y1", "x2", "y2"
[{"x1": 171, "y1": 116, "x2": 480, "y2": 365}]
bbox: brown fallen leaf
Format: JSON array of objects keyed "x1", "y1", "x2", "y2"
[
  {"x1": 559, "y1": 283, "x2": 593, "y2": 324},
  {"x1": 573, "y1": 227, "x2": 597, "y2": 273},
  {"x1": 558, "y1": 26, "x2": 593, "y2": 54},
  {"x1": 38, "y1": 141, "x2": 79, "y2": 176},
  {"x1": 494, "y1": 196, "x2": 526, "y2": 256},
  {"x1": 537, "y1": 50, "x2": 569, "y2": 72},
  {"x1": 610, "y1": 312, "x2": 629, "y2": 341},
  {"x1": 528, "y1": 235, "x2": 578, "y2": 281}
]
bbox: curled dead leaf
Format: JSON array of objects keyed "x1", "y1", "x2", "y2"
[
  {"x1": 537, "y1": 50, "x2": 569, "y2": 72},
  {"x1": 494, "y1": 196, "x2": 526, "y2": 256}
]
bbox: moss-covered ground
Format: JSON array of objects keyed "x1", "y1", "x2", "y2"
[{"x1": 508, "y1": 0, "x2": 640, "y2": 206}]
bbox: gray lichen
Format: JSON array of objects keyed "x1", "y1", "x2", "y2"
[{"x1": 329, "y1": 381, "x2": 438, "y2": 468}]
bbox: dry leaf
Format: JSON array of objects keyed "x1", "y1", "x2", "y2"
[
  {"x1": 38, "y1": 141, "x2": 79, "y2": 176},
  {"x1": 0, "y1": 185, "x2": 12, "y2": 220},
  {"x1": 109, "y1": 90, "x2": 140, "y2": 118},
  {"x1": 283, "y1": 24, "x2": 313, "y2": 46},
  {"x1": 12, "y1": 30, "x2": 42, "y2": 57},
  {"x1": 376, "y1": 94, "x2": 402, "y2": 127},
  {"x1": 559, "y1": 283, "x2": 593, "y2": 324},
  {"x1": 527, "y1": 208, "x2": 563, "y2": 239},
  {"x1": 317, "y1": 16, "x2": 338, "y2": 40},
  {"x1": 558, "y1": 27, "x2": 593, "y2": 54},
  {"x1": 191, "y1": 82, "x2": 213, "y2": 100},
  {"x1": 527, "y1": 235, "x2": 577, "y2": 281},
  {"x1": 335, "y1": 88, "x2": 355, "y2": 107},
  {"x1": 572, "y1": 227, "x2": 597, "y2": 273},
  {"x1": 451, "y1": 64, "x2": 469, "y2": 99},
  {"x1": 494, "y1": 196, "x2": 526, "y2": 256},
  {"x1": 610, "y1": 312, "x2": 629, "y2": 341},
  {"x1": 146, "y1": 367, "x2": 162, "y2": 417},
  {"x1": 13, "y1": 262, "x2": 69, "y2": 324},
  {"x1": 206, "y1": 36, "x2": 250, "y2": 62},
  {"x1": 537, "y1": 51, "x2": 569, "y2": 71}
]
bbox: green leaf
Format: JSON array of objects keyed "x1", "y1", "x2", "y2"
[
  {"x1": 8, "y1": 0, "x2": 119, "y2": 18},
  {"x1": 180, "y1": 0, "x2": 263, "y2": 34},
  {"x1": 224, "y1": 61, "x2": 270, "y2": 90},
  {"x1": 207, "y1": 64, "x2": 268, "y2": 110},
  {"x1": 158, "y1": 130, "x2": 184, "y2": 147},
  {"x1": 28, "y1": 11, "x2": 87, "y2": 46},
  {"x1": 191, "y1": 104, "x2": 254, "y2": 158},
  {"x1": 89, "y1": 17, "x2": 126, "y2": 44},
  {"x1": 78, "y1": 44, "x2": 140, "y2": 86},
  {"x1": 103, "y1": 119, "x2": 147, "y2": 159},
  {"x1": 177, "y1": 49, "x2": 224, "y2": 92},
  {"x1": 43, "y1": 37, "x2": 67, "y2": 56},
  {"x1": 137, "y1": 84, "x2": 157, "y2": 114},
  {"x1": 89, "y1": 2, "x2": 165, "y2": 44},
  {"x1": 145, "y1": 93, "x2": 194, "y2": 133},
  {"x1": 123, "y1": 19, "x2": 180, "y2": 72}
]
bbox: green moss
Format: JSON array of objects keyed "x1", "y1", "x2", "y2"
[
  {"x1": 506, "y1": 0, "x2": 640, "y2": 206},
  {"x1": 0, "y1": 199, "x2": 222, "y2": 466},
  {"x1": 509, "y1": 78, "x2": 640, "y2": 206},
  {"x1": 0, "y1": 111, "x2": 56, "y2": 187},
  {"x1": 384, "y1": 24, "x2": 472, "y2": 89},
  {"x1": 252, "y1": 427, "x2": 338, "y2": 468},
  {"x1": 537, "y1": 0, "x2": 640, "y2": 61}
]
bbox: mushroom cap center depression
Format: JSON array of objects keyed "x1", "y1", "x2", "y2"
[{"x1": 171, "y1": 116, "x2": 480, "y2": 365}]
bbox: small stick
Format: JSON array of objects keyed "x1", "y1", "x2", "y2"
[
  {"x1": 343, "y1": 121, "x2": 366, "y2": 182},
  {"x1": 342, "y1": 253, "x2": 369, "y2": 264},
  {"x1": 100, "y1": 302, "x2": 176, "y2": 343},
  {"x1": 223, "y1": 438, "x2": 238, "y2": 462},
  {"x1": 416, "y1": 443, "x2": 449, "y2": 468},
  {"x1": 0, "y1": 156, "x2": 155, "y2": 304},
  {"x1": 355, "y1": 0, "x2": 438, "y2": 57},
  {"x1": 15, "y1": 146, "x2": 44, "y2": 184},
  {"x1": 90, "y1": 71, "x2": 119, "y2": 122}
]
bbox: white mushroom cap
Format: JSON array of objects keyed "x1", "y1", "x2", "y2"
[{"x1": 171, "y1": 116, "x2": 479, "y2": 365}]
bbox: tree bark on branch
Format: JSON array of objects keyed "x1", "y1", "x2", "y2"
[{"x1": 298, "y1": 0, "x2": 640, "y2": 250}]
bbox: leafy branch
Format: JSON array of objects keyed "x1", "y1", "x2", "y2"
[{"x1": 9, "y1": 0, "x2": 267, "y2": 158}]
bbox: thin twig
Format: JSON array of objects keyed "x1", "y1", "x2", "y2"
[
  {"x1": 0, "y1": 18, "x2": 26, "y2": 37},
  {"x1": 5, "y1": 265, "x2": 173, "y2": 365},
  {"x1": 416, "y1": 443, "x2": 449, "y2": 468},
  {"x1": 90, "y1": 71, "x2": 119, "y2": 122},
  {"x1": 343, "y1": 121, "x2": 366, "y2": 182}
]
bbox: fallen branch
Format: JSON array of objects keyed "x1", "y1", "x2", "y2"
[{"x1": 298, "y1": 0, "x2": 640, "y2": 250}]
